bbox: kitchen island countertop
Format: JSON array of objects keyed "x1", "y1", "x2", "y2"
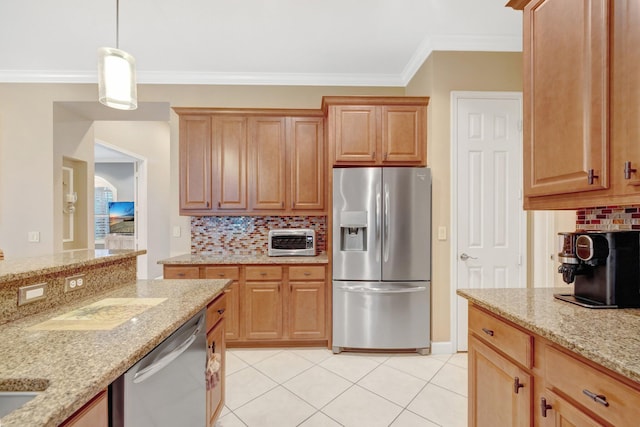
[
  {"x1": 457, "y1": 287, "x2": 640, "y2": 384},
  {"x1": 0, "y1": 278, "x2": 230, "y2": 427},
  {"x1": 158, "y1": 252, "x2": 329, "y2": 265}
]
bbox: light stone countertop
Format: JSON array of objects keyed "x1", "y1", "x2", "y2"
[
  {"x1": 0, "y1": 278, "x2": 230, "y2": 427},
  {"x1": 158, "y1": 252, "x2": 329, "y2": 265},
  {"x1": 0, "y1": 249, "x2": 146, "y2": 284},
  {"x1": 457, "y1": 287, "x2": 640, "y2": 384}
]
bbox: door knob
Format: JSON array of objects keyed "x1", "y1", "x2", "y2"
[{"x1": 460, "y1": 253, "x2": 478, "y2": 261}]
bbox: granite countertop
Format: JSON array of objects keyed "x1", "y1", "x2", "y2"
[
  {"x1": 158, "y1": 252, "x2": 329, "y2": 265},
  {"x1": 0, "y1": 249, "x2": 147, "y2": 284},
  {"x1": 457, "y1": 287, "x2": 640, "y2": 384},
  {"x1": 0, "y1": 278, "x2": 230, "y2": 427}
]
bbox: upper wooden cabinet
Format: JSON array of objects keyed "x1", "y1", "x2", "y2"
[
  {"x1": 322, "y1": 96, "x2": 428, "y2": 166},
  {"x1": 519, "y1": 0, "x2": 640, "y2": 209},
  {"x1": 175, "y1": 108, "x2": 325, "y2": 215}
]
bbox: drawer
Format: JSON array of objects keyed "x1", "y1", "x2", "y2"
[
  {"x1": 289, "y1": 266, "x2": 326, "y2": 281},
  {"x1": 468, "y1": 305, "x2": 533, "y2": 368},
  {"x1": 245, "y1": 266, "x2": 283, "y2": 281},
  {"x1": 206, "y1": 293, "x2": 226, "y2": 332},
  {"x1": 204, "y1": 266, "x2": 240, "y2": 280},
  {"x1": 545, "y1": 345, "x2": 640, "y2": 427},
  {"x1": 163, "y1": 266, "x2": 200, "y2": 279}
]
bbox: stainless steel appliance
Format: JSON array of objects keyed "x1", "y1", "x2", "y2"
[
  {"x1": 555, "y1": 231, "x2": 640, "y2": 308},
  {"x1": 111, "y1": 309, "x2": 207, "y2": 426},
  {"x1": 268, "y1": 228, "x2": 316, "y2": 256},
  {"x1": 332, "y1": 167, "x2": 431, "y2": 354}
]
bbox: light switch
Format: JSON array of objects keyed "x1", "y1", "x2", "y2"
[
  {"x1": 437, "y1": 226, "x2": 447, "y2": 241},
  {"x1": 28, "y1": 231, "x2": 40, "y2": 242},
  {"x1": 172, "y1": 226, "x2": 181, "y2": 237}
]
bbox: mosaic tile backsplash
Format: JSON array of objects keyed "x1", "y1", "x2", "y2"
[
  {"x1": 191, "y1": 216, "x2": 327, "y2": 254},
  {"x1": 576, "y1": 206, "x2": 640, "y2": 230}
]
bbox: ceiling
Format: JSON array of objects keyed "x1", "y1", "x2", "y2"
[{"x1": 0, "y1": 0, "x2": 522, "y2": 87}]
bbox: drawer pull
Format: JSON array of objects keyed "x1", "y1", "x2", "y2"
[
  {"x1": 216, "y1": 309, "x2": 225, "y2": 315},
  {"x1": 304, "y1": 271, "x2": 311, "y2": 276},
  {"x1": 217, "y1": 273, "x2": 225, "y2": 277},
  {"x1": 482, "y1": 327, "x2": 494, "y2": 337},
  {"x1": 540, "y1": 397, "x2": 552, "y2": 417},
  {"x1": 177, "y1": 273, "x2": 185, "y2": 277},
  {"x1": 260, "y1": 272, "x2": 267, "y2": 276},
  {"x1": 582, "y1": 389, "x2": 609, "y2": 407},
  {"x1": 514, "y1": 377, "x2": 524, "y2": 394}
]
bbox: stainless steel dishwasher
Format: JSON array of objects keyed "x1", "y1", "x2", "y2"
[{"x1": 111, "y1": 308, "x2": 207, "y2": 427}]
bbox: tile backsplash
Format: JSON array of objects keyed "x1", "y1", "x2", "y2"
[
  {"x1": 576, "y1": 206, "x2": 640, "y2": 230},
  {"x1": 191, "y1": 216, "x2": 327, "y2": 254}
]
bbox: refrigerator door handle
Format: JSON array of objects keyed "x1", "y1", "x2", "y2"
[
  {"x1": 384, "y1": 183, "x2": 390, "y2": 262},
  {"x1": 376, "y1": 188, "x2": 381, "y2": 258},
  {"x1": 336, "y1": 286, "x2": 427, "y2": 294}
]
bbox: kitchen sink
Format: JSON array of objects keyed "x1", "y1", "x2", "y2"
[{"x1": 0, "y1": 391, "x2": 40, "y2": 418}]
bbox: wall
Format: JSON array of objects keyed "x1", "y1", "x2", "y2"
[
  {"x1": 95, "y1": 163, "x2": 135, "y2": 201},
  {"x1": 405, "y1": 51, "x2": 523, "y2": 344}
]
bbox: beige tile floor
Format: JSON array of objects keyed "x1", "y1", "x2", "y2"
[{"x1": 216, "y1": 348, "x2": 468, "y2": 427}]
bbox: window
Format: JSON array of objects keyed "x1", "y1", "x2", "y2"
[{"x1": 95, "y1": 176, "x2": 118, "y2": 243}]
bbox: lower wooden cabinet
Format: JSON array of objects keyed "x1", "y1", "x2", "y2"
[
  {"x1": 468, "y1": 303, "x2": 640, "y2": 427},
  {"x1": 469, "y1": 334, "x2": 531, "y2": 427},
  {"x1": 60, "y1": 390, "x2": 108, "y2": 427},
  {"x1": 163, "y1": 263, "x2": 328, "y2": 347},
  {"x1": 206, "y1": 294, "x2": 226, "y2": 427}
]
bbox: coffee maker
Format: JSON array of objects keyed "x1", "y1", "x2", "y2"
[{"x1": 556, "y1": 231, "x2": 640, "y2": 308}]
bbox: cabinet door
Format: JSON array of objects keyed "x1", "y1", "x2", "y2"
[
  {"x1": 332, "y1": 105, "x2": 378, "y2": 163},
  {"x1": 244, "y1": 281, "x2": 283, "y2": 340},
  {"x1": 612, "y1": 0, "x2": 640, "y2": 194},
  {"x1": 288, "y1": 281, "x2": 326, "y2": 340},
  {"x1": 204, "y1": 267, "x2": 240, "y2": 340},
  {"x1": 523, "y1": 0, "x2": 609, "y2": 197},
  {"x1": 249, "y1": 117, "x2": 287, "y2": 210},
  {"x1": 60, "y1": 390, "x2": 108, "y2": 427},
  {"x1": 212, "y1": 116, "x2": 247, "y2": 210},
  {"x1": 469, "y1": 335, "x2": 531, "y2": 427},
  {"x1": 179, "y1": 115, "x2": 212, "y2": 211},
  {"x1": 289, "y1": 117, "x2": 325, "y2": 211},
  {"x1": 539, "y1": 390, "x2": 605, "y2": 427},
  {"x1": 381, "y1": 105, "x2": 426, "y2": 164},
  {"x1": 206, "y1": 319, "x2": 225, "y2": 427}
]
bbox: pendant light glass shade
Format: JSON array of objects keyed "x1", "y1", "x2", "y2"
[{"x1": 98, "y1": 47, "x2": 138, "y2": 110}]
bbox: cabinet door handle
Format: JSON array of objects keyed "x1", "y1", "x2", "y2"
[
  {"x1": 587, "y1": 169, "x2": 599, "y2": 185},
  {"x1": 216, "y1": 309, "x2": 225, "y2": 315},
  {"x1": 582, "y1": 389, "x2": 609, "y2": 407},
  {"x1": 372, "y1": 152, "x2": 376, "y2": 160},
  {"x1": 540, "y1": 397, "x2": 552, "y2": 417},
  {"x1": 482, "y1": 327, "x2": 494, "y2": 337},
  {"x1": 206, "y1": 201, "x2": 210, "y2": 208},
  {"x1": 217, "y1": 201, "x2": 221, "y2": 208},
  {"x1": 514, "y1": 377, "x2": 524, "y2": 394},
  {"x1": 384, "y1": 152, "x2": 388, "y2": 160},
  {"x1": 624, "y1": 161, "x2": 637, "y2": 180}
]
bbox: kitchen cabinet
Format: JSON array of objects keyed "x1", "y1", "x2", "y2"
[
  {"x1": 179, "y1": 115, "x2": 212, "y2": 211},
  {"x1": 244, "y1": 266, "x2": 284, "y2": 340},
  {"x1": 468, "y1": 306, "x2": 533, "y2": 427},
  {"x1": 163, "y1": 263, "x2": 328, "y2": 347},
  {"x1": 59, "y1": 390, "x2": 108, "y2": 427},
  {"x1": 322, "y1": 96, "x2": 428, "y2": 166},
  {"x1": 163, "y1": 265, "x2": 200, "y2": 279},
  {"x1": 174, "y1": 108, "x2": 325, "y2": 216},
  {"x1": 467, "y1": 303, "x2": 640, "y2": 426},
  {"x1": 204, "y1": 266, "x2": 240, "y2": 341},
  {"x1": 206, "y1": 293, "x2": 226, "y2": 427},
  {"x1": 512, "y1": 0, "x2": 640, "y2": 209}
]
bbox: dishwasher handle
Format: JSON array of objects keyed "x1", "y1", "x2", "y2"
[{"x1": 132, "y1": 314, "x2": 205, "y2": 384}]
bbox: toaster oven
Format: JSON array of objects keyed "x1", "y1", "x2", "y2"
[{"x1": 268, "y1": 229, "x2": 316, "y2": 256}]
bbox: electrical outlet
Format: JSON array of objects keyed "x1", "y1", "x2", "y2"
[
  {"x1": 18, "y1": 283, "x2": 47, "y2": 305},
  {"x1": 64, "y1": 274, "x2": 86, "y2": 292}
]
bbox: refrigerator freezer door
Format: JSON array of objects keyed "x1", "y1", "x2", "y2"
[
  {"x1": 332, "y1": 281, "x2": 430, "y2": 351},
  {"x1": 333, "y1": 168, "x2": 381, "y2": 281},
  {"x1": 382, "y1": 167, "x2": 431, "y2": 281}
]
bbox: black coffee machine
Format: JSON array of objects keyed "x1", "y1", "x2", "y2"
[{"x1": 556, "y1": 231, "x2": 640, "y2": 308}]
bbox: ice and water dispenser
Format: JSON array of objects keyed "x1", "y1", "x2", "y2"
[{"x1": 339, "y1": 211, "x2": 368, "y2": 251}]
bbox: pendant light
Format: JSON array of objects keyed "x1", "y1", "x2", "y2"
[{"x1": 98, "y1": 0, "x2": 137, "y2": 110}]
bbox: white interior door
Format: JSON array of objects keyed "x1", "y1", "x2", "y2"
[{"x1": 451, "y1": 92, "x2": 526, "y2": 352}]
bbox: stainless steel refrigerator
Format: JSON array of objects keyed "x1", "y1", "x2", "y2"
[{"x1": 332, "y1": 167, "x2": 431, "y2": 354}]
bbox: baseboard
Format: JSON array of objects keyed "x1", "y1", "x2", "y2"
[{"x1": 430, "y1": 341, "x2": 456, "y2": 355}]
